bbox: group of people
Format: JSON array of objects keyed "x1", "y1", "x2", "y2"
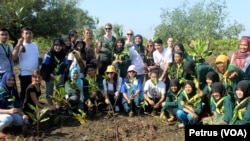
[{"x1": 1, "y1": 23, "x2": 250, "y2": 138}]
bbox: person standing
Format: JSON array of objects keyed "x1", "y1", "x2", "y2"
[
  {"x1": 96, "y1": 23, "x2": 116, "y2": 76},
  {"x1": 0, "y1": 28, "x2": 14, "y2": 81},
  {"x1": 125, "y1": 29, "x2": 134, "y2": 47},
  {"x1": 12, "y1": 27, "x2": 39, "y2": 104}
]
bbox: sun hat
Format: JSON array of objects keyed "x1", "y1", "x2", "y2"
[
  {"x1": 105, "y1": 65, "x2": 117, "y2": 73},
  {"x1": 127, "y1": 65, "x2": 137, "y2": 73}
]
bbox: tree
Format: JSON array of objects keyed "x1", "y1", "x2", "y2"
[
  {"x1": 0, "y1": 0, "x2": 96, "y2": 45},
  {"x1": 154, "y1": 0, "x2": 244, "y2": 44}
]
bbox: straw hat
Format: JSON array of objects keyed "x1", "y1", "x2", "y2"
[{"x1": 105, "y1": 65, "x2": 117, "y2": 73}]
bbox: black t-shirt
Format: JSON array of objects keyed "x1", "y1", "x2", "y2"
[{"x1": 23, "y1": 84, "x2": 41, "y2": 113}]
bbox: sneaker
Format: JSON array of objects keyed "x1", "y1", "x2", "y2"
[{"x1": 115, "y1": 105, "x2": 120, "y2": 112}]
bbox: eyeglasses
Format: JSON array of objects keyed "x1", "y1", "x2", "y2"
[
  {"x1": 106, "y1": 72, "x2": 114, "y2": 74},
  {"x1": 105, "y1": 28, "x2": 111, "y2": 30},
  {"x1": 127, "y1": 33, "x2": 133, "y2": 36},
  {"x1": 7, "y1": 79, "x2": 15, "y2": 81},
  {"x1": 0, "y1": 34, "x2": 8, "y2": 36}
]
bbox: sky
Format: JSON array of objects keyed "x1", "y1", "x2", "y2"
[{"x1": 79, "y1": 0, "x2": 250, "y2": 39}]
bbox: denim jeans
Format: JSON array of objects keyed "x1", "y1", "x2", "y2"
[
  {"x1": 122, "y1": 96, "x2": 142, "y2": 113},
  {"x1": 176, "y1": 109, "x2": 198, "y2": 125},
  {"x1": 0, "y1": 113, "x2": 23, "y2": 131}
]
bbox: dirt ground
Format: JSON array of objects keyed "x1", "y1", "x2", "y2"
[
  {"x1": 5, "y1": 110, "x2": 185, "y2": 141},
  {"x1": 4, "y1": 65, "x2": 185, "y2": 141}
]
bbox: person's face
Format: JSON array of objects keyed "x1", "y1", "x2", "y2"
[
  {"x1": 184, "y1": 84, "x2": 193, "y2": 94},
  {"x1": 206, "y1": 78, "x2": 213, "y2": 86},
  {"x1": 76, "y1": 43, "x2": 83, "y2": 50},
  {"x1": 174, "y1": 46, "x2": 181, "y2": 52},
  {"x1": 170, "y1": 85, "x2": 178, "y2": 93},
  {"x1": 239, "y1": 40, "x2": 249, "y2": 53},
  {"x1": 216, "y1": 62, "x2": 226, "y2": 73},
  {"x1": 70, "y1": 34, "x2": 78, "y2": 42},
  {"x1": 6, "y1": 76, "x2": 15, "y2": 87},
  {"x1": 154, "y1": 43, "x2": 163, "y2": 52},
  {"x1": 128, "y1": 70, "x2": 136, "y2": 78},
  {"x1": 64, "y1": 39, "x2": 71, "y2": 47},
  {"x1": 212, "y1": 92, "x2": 221, "y2": 101},
  {"x1": 22, "y1": 30, "x2": 33, "y2": 42},
  {"x1": 106, "y1": 72, "x2": 115, "y2": 79},
  {"x1": 150, "y1": 73, "x2": 158, "y2": 80},
  {"x1": 54, "y1": 44, "x2": 63, "y2": 52},
  {"x1": 135, "y1": 37, "x2": 142, "y2": 45},
  {"x1": 0, "y1": 31, "x2": 9, "y2": 43},
  {"x1": 126, "y1": 31, "x2": 133, "y2": 39},
  {"x1": 84, "y1": 30, "x2": 91, "y2": 39},
  {"x1": 73, "y1": 71, "x2": 79, "y2": 79},
  {"x1": 32, "y1": 75, "x2": 42, "y2": 84},
  {"x1": 235, "y1": 89, "x2": 244, "y2": 99},
  {"x1": 167, "y1": 38, "x2": 174, "y2": 47},
  {"x1": 117, "y1": 41, "x2": 123, "y2": 48},
  {"x1": 105, "y1": 26, "x2": 112, "y2": 34},
  {"x1": 87, "y1": 68, "x2": 96, "y2": 77},
  {"x1": 174, "y1": 53, "x2": 182, "y2": 63},
  {"x1": 147, "y1": 43, "x2": 154, "y2": 52}
]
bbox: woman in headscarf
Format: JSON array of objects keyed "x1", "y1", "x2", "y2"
[
  {"x1": 201, "y1": 71, "x2": 220, "y2": 114},
  {"x1": 201, "y1": 82, "x2": 233, "y2": 125},
  {"x1": 230, "y1": 80, "x2": 250, "y2": 125},
  {"x1": 65, "y1": 66, "x2": 90, "y2": 114},
  {"x1": 0, "y1": 72, "x2": 28, "y2": 138},
  {"x1": 215, "y1": 54, "x2": 250, "y2": 100},
  {"x1": 160, "y1": 79, "x2": 183, "y2": 122},
  {"x1": 40, "y1": 38, "x2": 68, "y2": 107},
  {"x1": 112, "y1": 38, "x2": 131, "y2": 79},
  {"x1": 230, "y1": 36, "x2": 250, "y2": 77},
  {"x1": 177, "y1": 80, "x2": 202, "y2": 128}
]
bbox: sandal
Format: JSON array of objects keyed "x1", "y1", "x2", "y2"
[{"x1": 0, "y1": 132, "x2": 7, "y2": 139}]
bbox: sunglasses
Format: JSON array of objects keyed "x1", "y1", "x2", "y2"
[
  {"x1": 105, "y1": 28, "x2": 111, "y2": 30},
  {"x1": 107, "y1": 72, "x2": 114, "y2": 74},
  {"x1": 127, "y1": 33, "x2": 133, "y2": 36},
  {"x1": 147, "y1": 45, "x2": 153, "y2": 47}
]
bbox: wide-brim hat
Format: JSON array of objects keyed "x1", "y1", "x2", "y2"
[{"x1": 105, "y1": 65, "x2": 117, "y2": 73}]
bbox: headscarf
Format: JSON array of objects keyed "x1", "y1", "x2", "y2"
[
  {"x1": 48, "y1": 38, "x2": 66, "y2": 59},
  {"x1": 69, "y1": 66, "x2": 83, "y2": 90},
  {"x1": 206, "y1": 71, "x2": 220, "y2": 83},
  {"x1": 232, "y1": 37, "x2": 250, "y2": 68},
  {"x1": 215, "y1": 55, "x2": 229, "y2": 73},
  {"x1": 0, "y1": 71, "x2": 20, "y2": 108},
  {"x1": 236, "y1": 80, "x2": 250, "y2": 101},
  {"x1": 211, "y1": 82, "x2": 226, "y2": 97},
  {"x1": 133, "y1": 34, "x2": 144, "y2": 54},
  {"x1": 184, "y1": 80, "x2": 197, "y2": 96},
  {"x1": 183, "y1": 60, "x2": 196, "y2": 73}
]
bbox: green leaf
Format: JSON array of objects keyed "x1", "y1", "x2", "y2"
[{"x1": 40, "y1": 117, "x2": 50, "y2": 123}]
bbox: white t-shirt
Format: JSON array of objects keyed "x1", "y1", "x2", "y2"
[
  {"x1": 153, "y1": 47, "x2": 173, "y2": 70},
  {"x1": 103, "y1": 76, "x2": 122, "y2": 94},
  {"x1": 18, "y1": 42, "x2": 39, "y2": 76},
  {"x1": 129, "y1": 46, "x2": 145, "y2": 75},
  {"x1": 144, "y1": 79, "x2": 166, "y2": 98}
]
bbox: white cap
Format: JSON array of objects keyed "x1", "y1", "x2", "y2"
[{"x1": 127, "y1": 65, "x2": 137, "y2": 73}]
